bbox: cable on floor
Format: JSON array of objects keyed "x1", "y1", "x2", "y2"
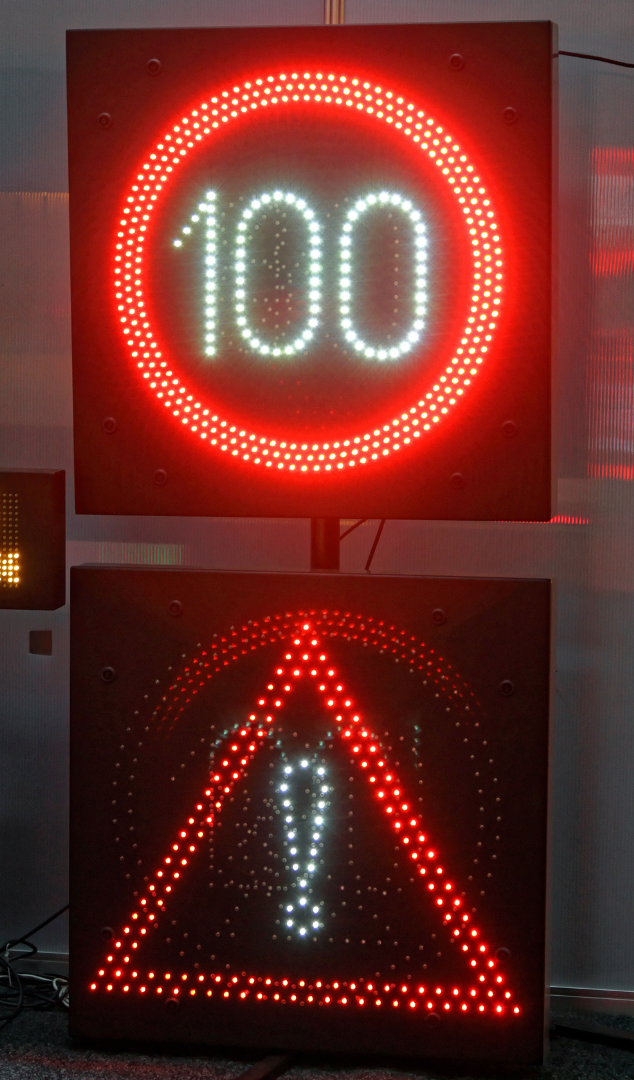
[{"x1": 0, "y1": 904, "x2": 69, "y2": 1033}]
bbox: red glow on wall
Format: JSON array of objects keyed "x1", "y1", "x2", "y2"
[
  {"x1": 587, "y1": 330, "x2": 634, "y2": 483},
  {"x1": 592, "y1": 148, "x2": 634, "y2": 277},
  {"x1": 114, "y1": 70, "x2": 503, "y2": 476},
  {"x1": 92, "y1": 615, "x2": 518, "y2": 1021},
  {"x1": 589, "y1": 463, "x2": 634, "y2": 481}
]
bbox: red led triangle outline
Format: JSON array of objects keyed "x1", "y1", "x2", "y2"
[
  {"x1": 93, "y1": 623, "x2": 519, "y2": 1019},
  {"x1": 114, "y1": 70, "x2": 504, "y2": 475}
]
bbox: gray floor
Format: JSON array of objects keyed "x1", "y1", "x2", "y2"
[{"x1": 0, "y1": 1011, "x2": 634, "y2": 1080}]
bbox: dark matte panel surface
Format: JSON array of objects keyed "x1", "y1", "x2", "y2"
[
  {"x1": 68, "y1": 23, "x2": 554, "y2": 520},
  {"x1": 70, "y1": 567, "x2": 550, "y2": 1064}
]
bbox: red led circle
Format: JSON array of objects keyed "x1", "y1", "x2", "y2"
[{"x1": 114, "y1": 71, "x2": 504, "y2": 475}]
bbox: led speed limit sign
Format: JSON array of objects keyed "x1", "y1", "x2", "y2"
[{"x1": 68, "y1": 23, "x2": 555, "y2": 519}]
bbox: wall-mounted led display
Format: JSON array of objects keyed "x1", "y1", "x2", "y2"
[
  {"x1": 0, "y1": 470, "x2": 65, "y2": 610},
  {"x1": 70, "y1": 567, "x2": 550, "y2": 1064},
  {"x1": 67, "y1": 22, "x2": 555, "y2": 520},
  {"x1": 1, "y1": 492, "x2": 20, "y2": 589}
]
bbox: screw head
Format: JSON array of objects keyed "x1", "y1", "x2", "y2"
[
  {"x1": 165, "y1": 996, "x2": 180, "y2": 1013},
  {"x1": 432, "y1": 608, "x2": 447, "y2": 626},
  {"x1": 97, "y1": 112, "x2": 112, "y2": 130},
  {"x1": 449, "y1": 53, "x2": 464, "y2": 70},
  {"x1": 102, "y1": 416, "x2": 117, "y2": 434},
  {"x1": 147, "y1": 58, "x2": 162, "y2": 76},
  {"x1": 101, "y1": 666, "x2": 116, "y2": 683},
  {"x1": 153, "y1": 468, "x2": 167, "y2": 486},
  {"x1": 450, "y1": 472, "x2": 465, "y2": 490},
  {"x1": 499, "y1": 679, "x2": 515, "y2": 697},
  {"x1": 100, "y1": 926, "x2": 114, "y2": 942},
  {"x1": 168, "y1": 600, "x2": 183, "y2": 617},
  {"x1": 425, "y1": 1011, "x2": 441, "y2": 1027},
  {"x1": 496, "y1": 947, "x2": 511, "y2": 963},
  {"x1": 503, "y1": 106, "x2": 518, "y2": 124},
  {"x1": 502, "y1": 420, "x2": 518, "y2": 438}
]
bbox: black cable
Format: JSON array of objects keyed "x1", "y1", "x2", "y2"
[
  {"x1": 0, "y1": 966, "x2": 68, "y2": 1029},
  {"x1": 0, "y1": 954, "x2": 23, "y2": 1033},
  {"x1": 559, "y1": 49, "x2": 634, "y2": 69},
  {"x1": 365, "y1": 518, "x2": 386, "y2": 572},
  {"x1": 1, "y1": 903, "x2": 69, "y2": 954},
  {"x1": 0, "y1": 904, "x2": 70, "y2": 1034},
  {"x1": 339, "y1": 518, "x2": 366, "y2": 540}
]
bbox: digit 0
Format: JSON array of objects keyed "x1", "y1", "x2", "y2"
[
  {"x1": 235, "y1": 190, "x2": 322, "y2": 357},
  {"x1": 340, "y1": 191, "x2": 427, "y2": 361}
]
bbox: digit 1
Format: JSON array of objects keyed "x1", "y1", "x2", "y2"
[
  {"x1": 173, "y1": 191, "x2": 217, "y2": 357},
  {"x1": 339, "y1": 191, "x2": 427, "y2": 361}
]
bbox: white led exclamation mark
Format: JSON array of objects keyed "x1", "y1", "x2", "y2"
[{"x1": 279, "y1": 759, "x2": 328, "y2": 939}]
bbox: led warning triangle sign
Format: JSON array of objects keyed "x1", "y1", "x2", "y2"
[{"x1": 92, "y1": 619, "x2": 519, "y2": 1020}]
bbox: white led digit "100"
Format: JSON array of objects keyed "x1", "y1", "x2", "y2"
[{"x1": 174, "y1": 188, "x2": 427, "y2": 362}]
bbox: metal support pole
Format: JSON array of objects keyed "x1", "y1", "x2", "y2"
[
  {"x1": 324, "y1": 0, "x2": 345, "y2": 25},
  {"x1": 310, "y1": 518, "x2": 340, "y2": 571}
]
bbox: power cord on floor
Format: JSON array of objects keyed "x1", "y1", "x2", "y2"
[{"x1": 0, "y1": 904, "x2": 69, "y2": 1033}]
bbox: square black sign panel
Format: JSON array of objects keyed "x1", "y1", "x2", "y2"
[
  {"x1": 0, "y1": 470, "x2": 65, "y2": 610},
  {"x1": 67, "y1": 22, "x2": 555, "y2": 520},
  {"x1": 70, "y1": 567, "x2": 550, "y2": 1064}
]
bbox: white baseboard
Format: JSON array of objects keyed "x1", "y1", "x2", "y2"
[
  {"x1": 10, "y1": 951, "x2": 69, "y2": 976},
  {"x1": 551, "y1": 986, "x2": 634, "y2": 1017}
]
